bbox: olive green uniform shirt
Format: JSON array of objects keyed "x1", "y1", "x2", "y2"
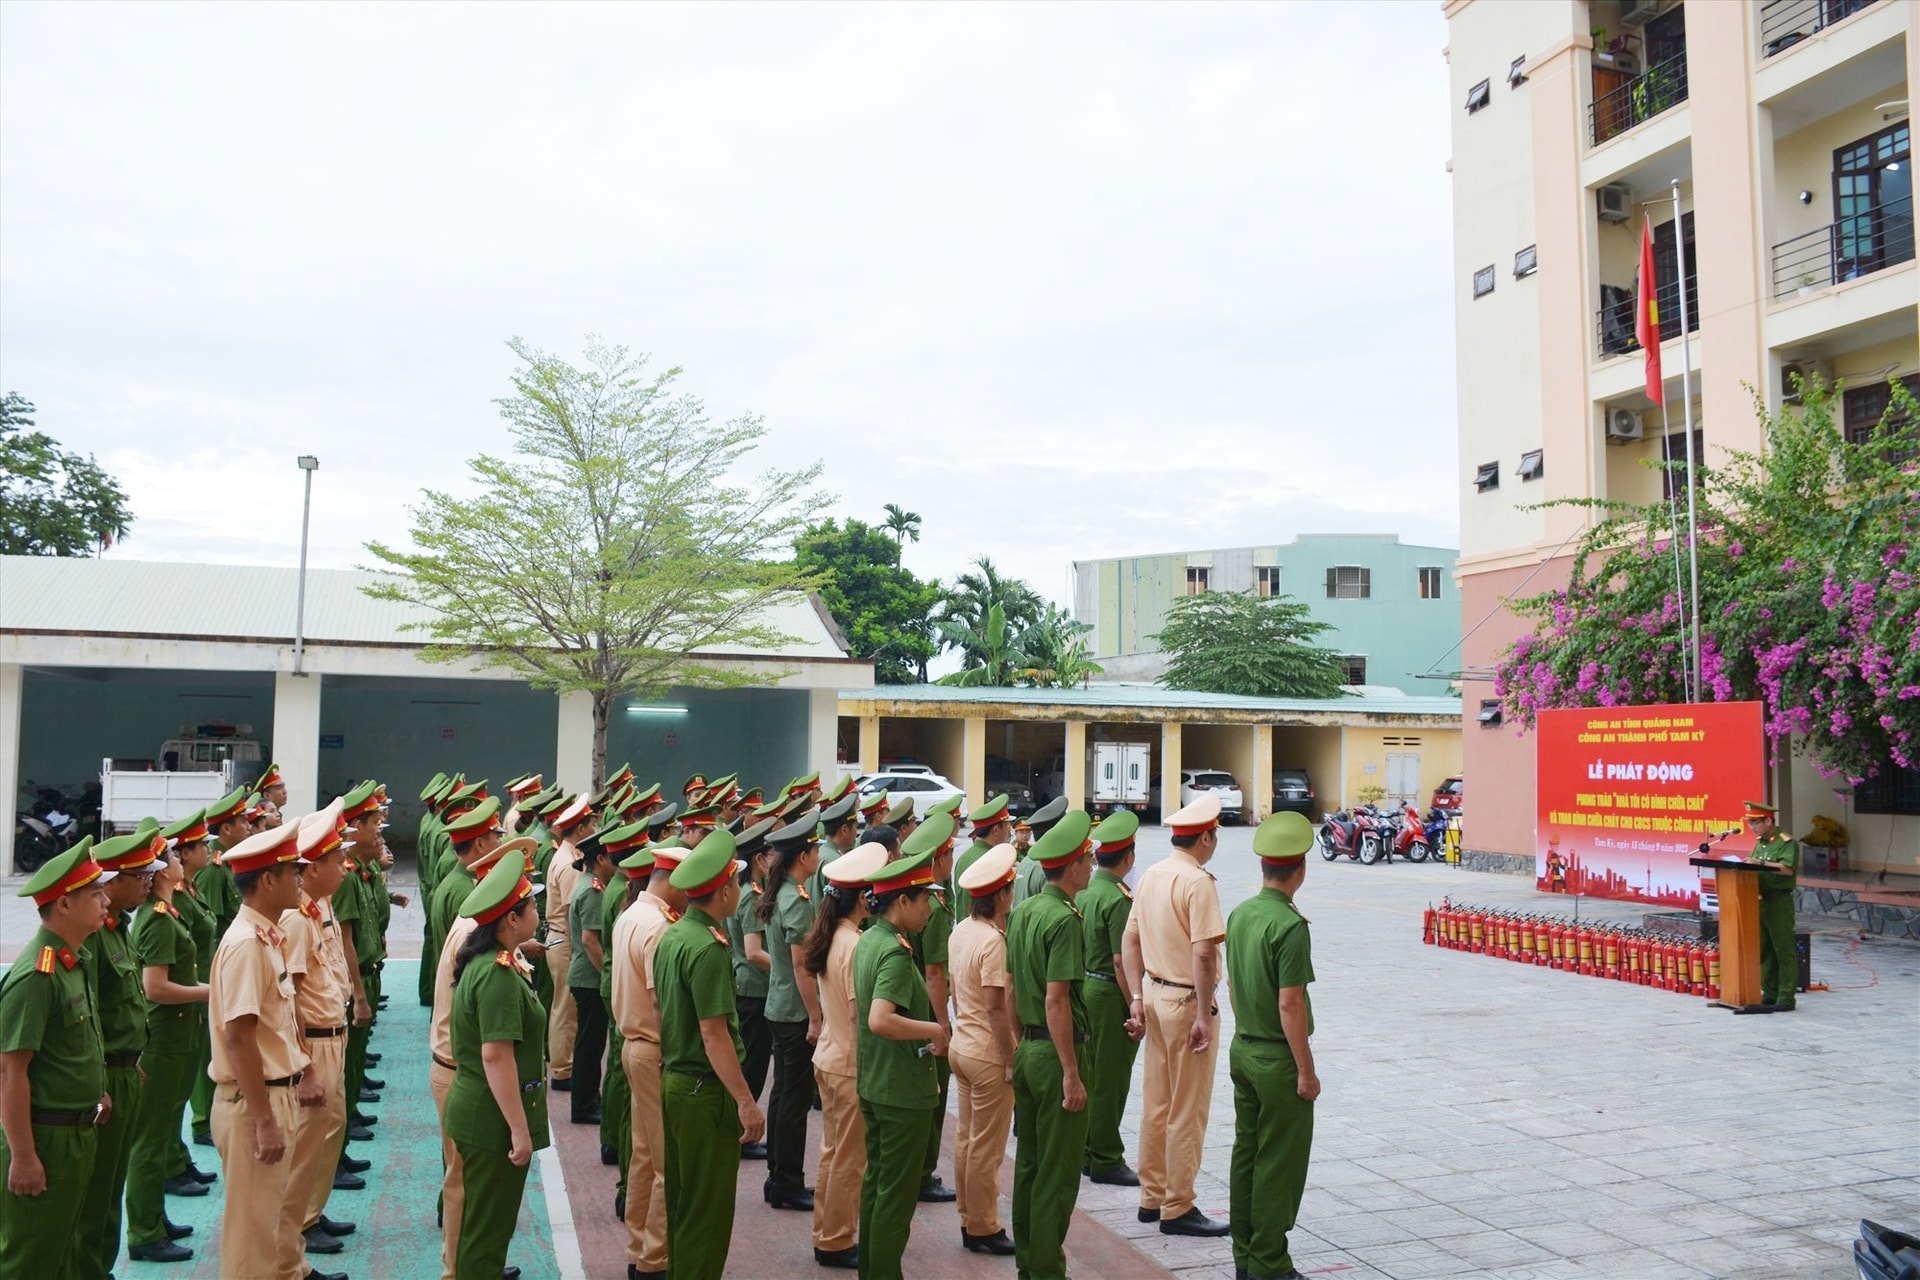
[
  {"x1": 1077, "y1": 870, "x2": 1132, "y2": 978},
  {"x1": 951, "y1": 839, "x2": 991, "y2": 918},
  {"x1": 654, "y1": 907, "x2": 743, "y2": 1075},
  {"x1": 88, "y1": 913, "x2": 148, "y2": 1058},
  {"x1": 444, "y1": 950, "x2": 551, "y2": 1153},
  {"x1": 132, "y1": 900, "x2": 198, "y2": 1045},
  {"x1": 729, "y1": 882, "x2": 770, "y2": 1000},
  {"x1": 0, "y1": 926, "x2": 107, "y2": 1110},
  {"x1": 910, "y1": 886, "x2": 952, "y2": 979},
  {"x1": 566, "y1": 878, "x2": 604, "y2": 991},
  {"x1": 1751, "y1": 832, "x2": 1800, "y2": 898},
  {"x1": 1225, "y1": 887, "x2": 1314, "y2": 1041},
  {"x1": 852, "y1": 918, "x2": 937, "y2": 1109},
  {"x1": 193, "y1": 863, "x2": 240, "y2": 937},
  {"x1": 765, "y1": 879, "x2": 815, "y2": 1023},
  {"x1": 176, "y1": 887, "x2": 218, "y2": 982},
  {"x1": 1006, "y1": 884, "x2": 1086, "y2": 1036},
  {"x1": 599, "y1": 879, "x2": 627, "y2": 1001}
]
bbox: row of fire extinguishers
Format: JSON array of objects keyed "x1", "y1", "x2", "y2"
[{"x1": 1423, "y1": 898, "x2": 1721, "y2": 999}]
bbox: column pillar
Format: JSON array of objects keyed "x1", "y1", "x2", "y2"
[
  {"x1": 1064, "y1": 720, "x2": 1087, "y2": 812},
  {"x1": 0, "y1": 664, "x2": 22, "y2": 872},
  {"x1": 556, "y1": 690, "x2": 596, "y2": 795},
  {"x1": 962, "y1": 717, "x2": 988, "y2": 812},
  {"x1": 1159, "y1": 722, "x2": 1183, "y2": 826},
  {"x1": 1250, "y1": 724, "x2": 1273, "y2": 824},
  {"x1": 272, "y1": 671, "x2": 323, "y2": 816},
  {"x1": 807, "y1": 689, "x2": 840, "y2": 781},
  {"x1": 859, "y1": 715, "x2": 881, "y2": 775}
]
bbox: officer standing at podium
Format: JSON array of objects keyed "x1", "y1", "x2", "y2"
[{"x1": 1744, "y1": 801, "x2": 1800, "y2": 1012}]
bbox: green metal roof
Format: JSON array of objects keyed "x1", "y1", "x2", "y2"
[{"x1": 841, "y1": 682, "x2": 1461, "y2": 723}]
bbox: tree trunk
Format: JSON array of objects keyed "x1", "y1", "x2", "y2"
[{"x1": 592, "y1": 690, "x2": 612, "y2": 792}]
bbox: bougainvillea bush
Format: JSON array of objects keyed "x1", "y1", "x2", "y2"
[{"x1": 1495, "y1": 378, "x2": 1919, "y2": 787}]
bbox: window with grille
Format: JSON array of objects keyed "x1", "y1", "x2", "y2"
[
  {"x1": 1663, "y1": 429, "x2": 1705, "y2": 499},
  {"x1": 1856, "y1": 763, "x2": 1920, "y2": 815},
  {"x1": 1185, "y1": 566, "x2": 1210, "y2": 595},
  {"x1": 1419, "y1": 567, "x2": 1443, "y2": 600},
  {"x1": 1842, "y1": 376, "x2": 1918, "y2": 457},
  {"x1": 1326, "y1": 566, "x2": 1371, "y2": 599},
  {"x1": 1255, "y1": 566, "x2": 1281, "y2": 598},
  {"x1": 1340, "y1": 656, "x2": 1368, "y2": 685}
]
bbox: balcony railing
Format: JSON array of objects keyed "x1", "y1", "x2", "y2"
[
  {"x1": 1770, "y1": 194, "x2": 1915, "y2": 299},
  {"x1": 1590, "y1": 51, "x2": 1690, "y2": 147},
  {"x1": 1595, "y1": 278, "x2": 1702, "y2": 359},
  {"x1": 1759, "y1": 0, "x2": 1884, "y2": 57}
]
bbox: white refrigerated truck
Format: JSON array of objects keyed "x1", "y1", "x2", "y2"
[
  {"x1": 99, "y1": 731, "x2": 263, "y2": 834},
  {"x1": 1040, "y1": 741, "x2": 1151, "y2": 816}
]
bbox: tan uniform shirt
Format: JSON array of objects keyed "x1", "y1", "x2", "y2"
[
  {"x1": 948, "y1": 916, "x2": 1010, "y2": 1065},
  {"x1": 430, "y1": 915, "x2": 479, "y2": 1064},
  {"x1": 813, "y1": 921, "x2": 862, "y2": 1077},
  {"x1": 1124, "y1": 849, "x2": 1226, "y2": 984},
  {"x1": 546, "y1": 848, "x2": 582, "y2": 941},
  {"x1": 208, "y1": 902, "x2": 310, "y2": 1083},
  {"x1": 280, "y1": 892, "x2": 347, "y2": 1031},
  {"x1": 610, "y1": 892, "x2": 674, "y2": 1044}
]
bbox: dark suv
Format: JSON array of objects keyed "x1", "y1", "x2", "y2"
[{"x1": 1271, "y1": 768, "x2": 1315, "y2": 817}]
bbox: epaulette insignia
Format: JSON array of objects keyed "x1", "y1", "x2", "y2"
[
  {"x1": 897, "y1": 934, "x2": 914, "y2": 952},
  {"x1": 708, "y1": 926, "x2": 729, "y2": 946},
  {"x1": 591, "y1": 878, "x2": 604, "y2": 892},
  {"x1": 1119, "y1": 884, "x2": 1133, "y2": 900},
  {"x1": 156, "y1": 901, "x2": 176, "y2": 917},
  {"x1": 665, "y1": 908, "x2": 682, "y2": 923},
  {"x1": 796, "y1": 885, "x2": 811, "y2": 901},
  {"x1": 36, "y1": 946, "x2": 54, "y2": 975},
  {"x1": 495, "y1": 951, "x2": 515, "y2": 968},
  {"x1": 1070, "y1": 905, "x2": 1084, "y2": 920}
]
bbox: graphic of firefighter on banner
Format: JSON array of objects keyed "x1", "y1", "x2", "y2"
[{"x1": 1534, "y1": 702, "x2": 1766, "y2": 908}]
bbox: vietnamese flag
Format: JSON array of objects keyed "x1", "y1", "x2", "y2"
[{"x1": 1637, "y1": 215, "x2": 1664, "y2": 405}]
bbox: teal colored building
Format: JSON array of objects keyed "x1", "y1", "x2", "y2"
[{"x1": 1070, "y1": 534, "x2": 1460, "y2": 696}]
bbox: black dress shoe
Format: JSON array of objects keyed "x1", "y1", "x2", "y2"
[
  {"x1": 814, "y1": 1245, "x2": 859, "y2": 1268},
  {"x1": 345, "y1": 1123, "x2": 374, "y2": 1142},
  {"x1": 186, "y1": 1162, "x2": 217, "y2": 1184},
  {"x1": 362, "y1": 1076, "x2": 386, "y2": 1090},
  {"x1": 502, "y1": 1268, "x2": 521, "y2": 1280},
  {"x1": 739, "y1": 1141, "x2": 768, "y2": 1160},
  {"x1": 129, "y1": 1239, "x2": 194, "y2": 1262},
  {"x1": 614, "y1": 1192, "x2": 625, "y2": 1221},
  {"x1": 357, "y1": 1086, "x2": 381, "y2": 1103},
  {"x1": 629, "y1": 1267, "x2": 667, "y2": 1280},
  {"x1": 574, "y1": 1108, "x2": 603, "y2": 1126},
  {"x1": 304, "y1": 1270, "x2": 348, "y2": 1280},
  {"x1": 1137, "y1": 1207, "x2": 1160, "y2": 1224},
  {"x1": 550, "y1": 1078, "x2": 572, "y2": 1093},
  {"x1": 766, "y1": 1183, "x2": 815, "y2": 1211},
  {"x1": 600, "y1": 1143, "x2": 618, "y2": 1166},
  {"x1": 1088, "y1": 1163, "x2": 1140, "y2": 1187},
  {"x1": 1160, "y1": 1207, "x2": 1230, "y2": 1237},
  {"x1": 352, "y1": 1109, "x2": 379, "y2": 1124},
  {"x1": 333, "y1": 1167, "x2": 367, "y2": 1190},
  {"x1": 315, "y1": 1216, "x2": 356, "y2": 1236},
  {"x1": 338, "y1": 1153, "x2": 371, "y2": 1173},
  {"x1": 191, "y1": 1129, "x2": 213, "y2": 1148},
  {"x1": 163, "y1": 1217, "x2": 194, "y2": 1240},
  {"x1": 363, "y1": 1052, "x2": 382, "y2": 1065},
  {"x1": 961, "y1": 1229, "x2": 1016, "y2": 1255},
  {"x1": 164, "y1": 1173, "x2": 210, "y2": 1197},
  {"x1": 303, "y1": 1226, "x2": 344, "y2": 1254},
  {"x1": 917, "y1": 1177, "x2": 957, "y2": 1203}
]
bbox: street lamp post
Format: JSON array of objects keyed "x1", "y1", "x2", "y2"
[{"x1": 294, "y1": 455, "x2": 319, "y2": 675}]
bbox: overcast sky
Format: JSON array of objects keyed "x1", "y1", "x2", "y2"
[{"x1": 1, "y1": 1, "x2": 1457, "y2": 605}]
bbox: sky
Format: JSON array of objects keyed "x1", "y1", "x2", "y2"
[{"x1": 1, "y1": 1, "x2": 1458, "y2": 607}]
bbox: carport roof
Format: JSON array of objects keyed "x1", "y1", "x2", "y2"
[
  {"x1": 0, "y1": 556, "x2": 851, "y2": 660},
  {"x1": 841, "y1": 682, "x2": 1461, "y2": 723}
]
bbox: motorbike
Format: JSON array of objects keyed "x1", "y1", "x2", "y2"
[
  {"x1": 1382, "y1": 802, "x2": 1431, "y2": 862},
  {"x1": 1423, "y1": 807, "x2": 1453, "y2": 862},
  {"x1": 1318, "y1": 809, "x2": 1371, "y2": 861},
  {"x1": 1854, "y1": 1218, "x2": 1920, "y2": 1280},
  {"x1": 12, "y1": 809, "x2": 77, "y2": 874}
]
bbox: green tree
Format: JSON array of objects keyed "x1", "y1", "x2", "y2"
[
  {"x1": 935, "y1": 556, "x2": 1045, "y2": 670},
  {"x1": 0, "y1": 392, "x2": 134, "y2": 556},
  {"x1": 794, "y1": 517, "x2": 941, "y2": 684},
  {"x1": 1019, "y1": 602, "x2": 1104, "y2": 689},
  {"x1": 364, "y1": 337, "x2": 826, "y2": 786},
  {"x1": 1150, "y1": 590, "x2": 1348, "y2": 698},
  {"x1": 936, "y1": 604, "x2": 1032, "y2": 687},
  {"x1": 880, "y1": 503, "x2": 922, "y2": 545}
]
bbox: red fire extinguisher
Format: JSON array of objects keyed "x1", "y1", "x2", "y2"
[
  {"x1": 1422, "y1": 903, "x2": 1436, "y2": 946},
  {"x1": 1705, "y1": 945, "x2": 1721, "y2": 1000},
  {"x1": 1576, "y1": 923, "x2": 1595, "y2": 976},
  {"x1": 1603, "y1": 927, "x2": 1620, "y2": 980}
]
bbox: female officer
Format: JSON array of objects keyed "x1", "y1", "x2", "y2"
[
  {"x1": 160, "y1": 810, "x2": 221, "y2": 1190},
  {"x1": 948, "y1": 843, "x2": 1020, "y2": 1256},
  {"x1": 446, "y1": 855, "x2": 548, "y2": 1280},
  {"x1": 757, "y1": 810, "x2": 822, "y2": 1211},
  {"x1": 124, "y1": 839, "x2": 210, "y2": 1262},
  {"x1": 853, "y1": 846, "x2": 948, "y2": 1280}
]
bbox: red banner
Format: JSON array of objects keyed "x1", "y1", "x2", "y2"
[{"x1": 1535, "y1": 702, "x2": 1766, "y2": 908}]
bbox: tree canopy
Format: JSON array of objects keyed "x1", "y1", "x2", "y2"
[
  {"x1": 1150, "y1": 590, "x2": 1348, "y2": 698},
  {"x1": 794, "y1": 516, "x2": 941, "y2": 684},
  {"x1": 934, "y1": 556, "x2": 1044, "y2": 666},
  {"x1": 880, "y1": 503, "x2": 922, "y2": 545},
  {"x1": 0, "y1": 392, "x2": 134, "y2": 556},
  {"x1": 364, "y1": 338, "x2": 825, "y2": 785}
]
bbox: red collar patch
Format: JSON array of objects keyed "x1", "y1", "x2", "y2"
[{"x1": 708, "y1": 926, "x2": 728, "y2": 945}]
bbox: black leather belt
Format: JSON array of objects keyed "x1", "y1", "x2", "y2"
[
  {"x1": 305, "y1": 1026, "x2": 347, "y2": 1039},
  {"x1": 32, "y1": 1108, "x2": 100, "y2": 1126},
  {"x1": 433, "y1": 1053, "x2": 457, "y2": 1071},
  {"x1": 104, "y1": 1051, "x2": 142, "y2": 1068},
  {"x1": 1147, "y1": 974, "x2": 1194, "y2": 990},
  {"x1": 1085, "y1": 971, "x2": 1117, "y2": 983},
  {"x1": 264, "y1": 1072, "x2": 305, "y2": 1087},
  {"x1": 1022, "y1": 1025, "x2": 1088, "y2": 1044}
]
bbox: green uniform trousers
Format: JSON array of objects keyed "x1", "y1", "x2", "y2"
[
  {"x1": 0, "y1": 1123, "x2": 98, "y2": 1278},
  {"x1": 919, "y1": 1055, "x2": 951, "y2": 1190},
  {"x1": 78, "y1": 1062, "x2": 142, "y2": 1277},
  {"x1": 859, "y1": 1099, "x2": 929, "y2": 1280},
  {"x1": 662, "y1": 1070, "x2": 743, "y2": 1280},
  {"x1": 604, "y1": 1030, "x2": 631, "y2": 1195},
  {"x1": 1759, "y1": 893, "x2": 1798, "y2": 1007},
  {"x1": 1082, "y1": 979, "x2": 1138, "y2": 1173},
  {"x1": 188, "y1": 1024, "x2": 215, "y2": 1139},
  {"x1": 1012, "y1": 1039, "x2": 1089, "y2": 1280},
  {"x1": 1229, "y1": 1038, "x2": 1314, "y2": 1280},
  {"x1": 453, "y1": 1142, "x2": 529, "y2": 1280},
  {"x1": 127, "y1": 1032, "x2": 197, "y2": 1246},
  {"x1": 534, "y1": 951, "x2": 555, "y2": 1019}
]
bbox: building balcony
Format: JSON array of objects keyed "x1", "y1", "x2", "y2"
[
  {"x1": 1770, "y1": 194, "x2": 1915, "y2": 300},
  {"x1": 1595, "y1": 276, "x2": 1701, "y2": 360},
  {"x1": 1590, "y1": 51, "x2": 1690, "y2": 148},
  {"x1": 1758, "y1": 0, "x2": 1886, "y2": 59}
]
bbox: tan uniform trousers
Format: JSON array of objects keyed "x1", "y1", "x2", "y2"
[
  {"x1": 287, "y1": 1035, "x2": 347, "y2": 1234},
  {"x1": 621, "y1": 1038, "x2": 668, "y2": 1271},
  {"x1": 1136, "y1": 981, "x2": 1218, "y2": 1219},
  {"x1": 431, "y1": 1058, "x2": 464, "y2": 1280},
  {"x1": 546, "y1": 941, "x2": 577, "y2": 1079},
  {"x1": 949, "y1": 1049, "x2": 1012, "y2": 1237},
  {"x1": 811, "y1": 1068, "x2": 864, "y2": 1252},
  {"x1": 213, "y1": 1084, "x2": 303, "y2": 1280}
]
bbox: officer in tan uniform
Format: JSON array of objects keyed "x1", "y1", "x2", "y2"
[
  {"x1": 1121, "y1": 792, "x2": 1230, "y2": 1237},
  {"x1": 544, "y1": 797, "x2": 596, "y2": 1094},
  {"x1": 207, "y1": 820, "x2": 316, "y2": 1280},
  {"x1": 610, "y1": 843, "x2": 681, "y2": 1280}
]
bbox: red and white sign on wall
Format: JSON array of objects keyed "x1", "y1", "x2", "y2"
[{"x1": 1534, "y1": 702, "x2": 1766, "y2": 908}]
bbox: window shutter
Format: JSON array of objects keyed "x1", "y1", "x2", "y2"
[{"x1": 1326, "y1": 567, "x2": 1337, "y2": 598}]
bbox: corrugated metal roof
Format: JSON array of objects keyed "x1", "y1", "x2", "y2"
[
  {"x1": 0, "y1": 557, "x2": 849, "y2": 659},
  {"x1": 841, "y1": 681, "x2": 1461, "y2": 718}
]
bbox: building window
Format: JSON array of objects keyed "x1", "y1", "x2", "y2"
[
  {"x1": 1855, "y1": 762, "x2": 1920, "y2": 815},
  {"x1": 1662, "y1": 429, "x2": 1705, "y2": 499},
  {"x1": 1508, "y1": 55, "x2": 1528, "y2": 87},
  {"x1": 1473, "y1": 266, "x2": 1496, "y2": 298},
  {"x1": 1478, "y1": 699, "x2": 1503, "y2": 726},
  {"x1": 1326, "y1": 566, "x2": 1371, "y2": 599},
  {"x1": 1340, "y1": 656, "x2": 1368, "y2": 686},
  {"x1": 1517, "y1": 448, "x2": 1544, "y2": 481},
  {"x1": 1419, "y1": 567, "x2": 1443, "y2": 600},
  {"x1": 1465, "y1": 79, "x2": 1491, "y2": 113},
  {"x1": 1185, "y1": 566, "x2": 1210, "y2": 595},
  {"x1": 1514, "y1": 245, "x2": 1538, "y2": 278},
  {"x1": 1255, "y1": 566, "x2": 1281, "y2": 598},
  {"x1": 1842, "y1": 376, "x2": 1918, "y2": 455},
  {"x1": 1474, "y1": 461, "x2": 1500, "y2": 492}
]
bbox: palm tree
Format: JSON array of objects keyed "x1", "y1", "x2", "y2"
[
  {"x1": 880, "y1": 503, "x2": 922, "y2": 545},
  {"x1": 934, "y1": 556, "x2": 1045, "y2": 673}
]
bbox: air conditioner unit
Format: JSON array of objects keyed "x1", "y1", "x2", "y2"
[
  {"x1": 1781, "y1": 358, "x2": 1832, "y2": 403},
  {"x1": 1607, "y1": 408, "x2": 1644, "y2": 442},
  {"x1": 1620, "y1": 1, "x2": 1663, "y2": 27},
  {"x1": 1597, "y1": 183, "x2": 1633, "y2": 224}
]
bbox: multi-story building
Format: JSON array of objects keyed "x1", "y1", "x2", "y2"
[
  {"x1": 1444, "y1": 0, "x2": 1917, "y2": 870},
  {"x1": 1071, "y1": 534, "x2": 1461, "y2": 695}
]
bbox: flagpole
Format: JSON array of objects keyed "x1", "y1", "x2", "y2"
[
  {"x1": 1658, "y1": 394, "x2": 1691, "y2": 703},
  {"x1": 1671, "y1": 179, "x2": 1702, "y2": 703}
]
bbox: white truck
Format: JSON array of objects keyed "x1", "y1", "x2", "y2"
[
  {"x1": 99, "y1": 729, "x2": 264, "y2": 833},
  {"x1": 1039, "y1": 742, "x2": 1151, "y2": 816}
]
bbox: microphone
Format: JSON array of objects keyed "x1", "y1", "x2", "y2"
[{"x1": 1711, "y1": 828, "x2": 1740, "y2": 839}]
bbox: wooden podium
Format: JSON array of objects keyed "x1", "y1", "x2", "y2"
[{"x1": 1692, "y1": 855, "x2": 1773, "y2": 1012}]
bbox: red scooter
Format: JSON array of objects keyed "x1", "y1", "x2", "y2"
[
  {"x1": 1319, "y1": 807, "x2": 1390, "y2": 862},
  {"x1": 1383, "y1": 802, "x2": 1431, "y2": 863}
]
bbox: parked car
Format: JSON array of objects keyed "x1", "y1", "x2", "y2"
[
  {"x1": 1178, "y1": 768, "x2": 1243, "y2": 824},
  {"x1": 988, "y1": 778, "x2": 1038, "y2": 818},
  {"x1": 1432, "y1": 775, "x2": 1464, "y2": 812},
  {"x1": 1271, "y1": 767, "x2": 1315, "y2": 817},
  {"x1": 855, "y1": 770, "x2": 965, "y2": 818}
]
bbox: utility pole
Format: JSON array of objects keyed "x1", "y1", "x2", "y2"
[{"x1": 294, "y1": 455, "x2": 319, "y2": 675}]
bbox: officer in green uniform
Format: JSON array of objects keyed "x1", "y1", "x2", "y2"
[
  {"x1": 566, "y1": 830, "x2": 620, "y2": 1125},
  {"x1": 190, "y1": 787, "x2": 251, "y2": 1145},
  {"x1": 599, "y1": 830, "x2": 646, "y2": 1171},
  {"x1": 809, "y1": 792, "x2": 861, "y2": 906},
  {"x1": 1744, "y1": 801, "x2": 1801, "y2": 1011},
  {"x1": 160, "y1": 811, "x2": 219, "y2": 1188},
  {"x1": 1226, "y1": 812, "x2": 1321, "y2": 1280},
  {"x1": 656, "y1": 832, "x2": 766, "y2": 1280},
  {"x1": 726, "y1": 817, "x2": 779, "y2": 1142},
  {"x1": 902, "y1": 813, "x2": 960, "y2": 1203},
  {"x1": 337, "y1": 782, "x2": 389, "y2": 1150},
  {"x1": 1080, "y1": 809, "x2": 1143, "y2": 1185},
  {"x1": 852, "y1": 846, "x2": 946, "y2": 1280},
  {"x1": 1011, "y1": 796, "x2": 1069, "y2": 905},
  {"x1": 416, "y1": 773, "x2": 456, "y2": 1004},
  {"x1": 951, "y1": 794, "x2": 1013, "y2": 919},
  {"x1": 0, "y1": 839, "x2": 111, "y2": 1278},
  {"x1": 1007, "y1": 809, "x2": 1095, "y2": 1280},
  {"x1": 429, "y1": 796, "x2": 505, "y2": 988},
  {"x1": 761, "y1": 808, "x2": 822, "y2": 1210},
  {"x1": 445, "y1": 853, "x2": 549, "y2": 1279}
]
